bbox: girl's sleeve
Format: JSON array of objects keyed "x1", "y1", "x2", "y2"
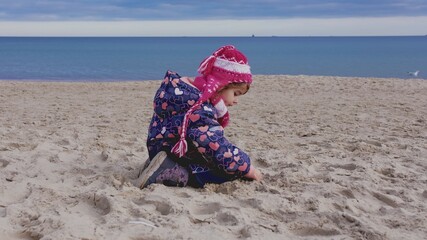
[{"x1": 186, "y1": 107, "x2": 251, "y2": 177}]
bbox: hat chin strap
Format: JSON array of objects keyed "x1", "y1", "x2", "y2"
[
  {"x1": 209, "y1": 92, "x2": 229, "y2": 125},
  {"x1": 213, "y1": 98, "x2": 228, "y2": 119},
  {"x1": 171, "y1": 98, "x2": 230, "y2": 158},
  {"x1": 171, "y1": 87, "x2": 208, "y2": 158},
  {"x1": 171, "y1": 89, "x2": 229, "y2": 158}
]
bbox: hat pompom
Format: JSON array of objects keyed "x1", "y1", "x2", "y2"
[{"x1": 198, "y1": 55, "x2": 216, "y2": 75}]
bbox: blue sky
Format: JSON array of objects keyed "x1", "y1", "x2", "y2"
[{"x1": 1, "y1": 0, "x2": 427, "y2": 36}]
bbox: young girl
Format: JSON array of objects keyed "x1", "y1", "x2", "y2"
[{"x1": 135, "y1": 45, "x2": 262, "y2": 188}]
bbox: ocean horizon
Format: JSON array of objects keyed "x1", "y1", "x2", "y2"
[{"x1": 1, "y1": 36, "x2": 426, "y2": 81}]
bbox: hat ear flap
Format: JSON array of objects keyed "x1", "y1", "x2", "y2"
[{"x1": 198, "y1": 75, "x2": 220, "y2": 102}]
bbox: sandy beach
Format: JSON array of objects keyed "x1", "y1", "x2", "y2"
[{"x1": 0, "y1": 75, "x2": 426, "y2": 239}]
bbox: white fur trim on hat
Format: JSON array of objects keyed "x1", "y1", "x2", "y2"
[{"x1": 213, "y1": 57, "x2": 251, "y2": 74}]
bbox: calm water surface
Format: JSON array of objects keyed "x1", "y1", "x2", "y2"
[{"x1": 0, "y1": 36, "x2": 426, "y2": 81}]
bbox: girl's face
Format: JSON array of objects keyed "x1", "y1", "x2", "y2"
[{"x1": 218, "y1": 84, "x2": 249, "y2": 107}]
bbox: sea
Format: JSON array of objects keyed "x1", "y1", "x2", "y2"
[{"x1": 0, "y1": 36, "x2": 426, "y2": 81}]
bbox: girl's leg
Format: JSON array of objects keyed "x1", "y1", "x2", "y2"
[{"x1": 188, "y1": 170, "x2": 234, "y2": 188}]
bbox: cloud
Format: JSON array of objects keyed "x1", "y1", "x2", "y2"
[
  {"x1": 1, "y1": 1, "x2": 425, "y2": 36},
  {"x1": 0, "y1": 0, "x2": 427, "y2": 21},
  {"x1": 1, "y1": 17, "x2": 426, "y2": 36}
]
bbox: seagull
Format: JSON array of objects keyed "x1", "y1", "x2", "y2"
[{"x1": 407, "y1": 70, "x2": 420, "y2": 77}]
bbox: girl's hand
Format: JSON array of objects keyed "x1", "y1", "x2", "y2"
[{"x1": 244, "y1": 166, "x2": 263, "y2": 181}]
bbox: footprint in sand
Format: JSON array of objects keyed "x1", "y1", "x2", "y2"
[
  {"x1": 371, "y1": 192, "x2": 399, "y2": 208},
  {"x1": 291, "y1": 225, "x2": 340, "y2": 237},
  {"x1": 7, "y1": 142, "x2": 38, "y2": 151},
  {"x1": 82, "y1": 193, "x2": 112, "y2": 216},
  {"x1": 1, "y1": 181, "x2": 32, "y2": 205},
  {"x1": 192, "y1": 202, "x2": 221, "y2": 215},
  {"x1": 189, "y1": 202, "x2": 221, "y2": 223},
  {"x1": 176, "y1": 191, "x2": 191, "y2": 198},
  {"x1": 0, "y1": 206, "x2": 6, "y2": 217},
  {"x1": 56, "y1": 138, "x2": 71, "y2": 146},
  {"x1": 242, "y1": 198, "x2": 263, "y2": 210},
  {"x1": 133, "y1": 195, "x2": 174, "y2": 216},
  {"x1": 190, "y1": 202, "x2": 240, "y2": 226},
  {"x1": 331, "y1": 163, "x2": 358, "y2": 171},
  {"x1": 0, "y1": 158, "x2": 10, "y2": 168},
  {"x1": 305, "y1": 198, "x2": 319, "y2": 211},
  {"x1": 340, "y1": 189, "x2": 356, "y2": 199},
  {"x1": 17, "y1": 210, "x2": 63, "y2": 240},
  {"x1": 71, "y1": 167, "x2": 96, "y2": 177},
  {"x1": 215, "y1": 211, "x2": 239, "y2": 226}
]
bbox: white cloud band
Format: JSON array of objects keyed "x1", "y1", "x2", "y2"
[{"x1": 0, "y1": 17, "x2": 426, "y2": 36}]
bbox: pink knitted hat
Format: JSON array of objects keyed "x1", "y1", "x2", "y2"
[{"x1": 171, "y1": 45, "x2": 252, "y2": 157}]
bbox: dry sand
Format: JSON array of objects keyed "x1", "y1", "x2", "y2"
[{"x1": 0, "y1": 75, "x2": 426, "y2": 240}]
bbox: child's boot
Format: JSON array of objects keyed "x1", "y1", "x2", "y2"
[{"x1": 134, "y1": 151, "x2": 189, "y2": 189}]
